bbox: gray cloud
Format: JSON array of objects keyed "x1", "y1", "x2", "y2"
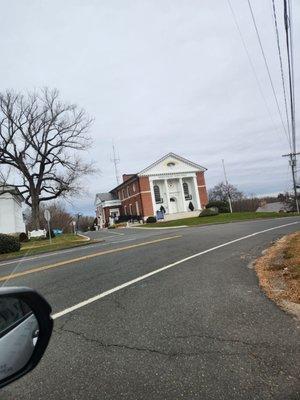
[{"x1": 0, "y1": 0, "x2": 298, "y2": 215}]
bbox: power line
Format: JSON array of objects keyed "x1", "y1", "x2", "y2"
[
  {"x1": 246, "y1": 0, "x2": 289, "y2": 142},
  {"x1": 226, "y1": 0, "x2": 285, "y2": 142},
  {"x1": 288, "y1": 0, "x2": 296, "y2": 153},
  {"x1": 282, "y1": 0, "x2": 298, "y2": 213},
  {"x1": 284, "y1": 0, "x2": 296, "y2": 153},
  {"x1": 271, "y1": 0, "x2": 292, "y2": 151}
]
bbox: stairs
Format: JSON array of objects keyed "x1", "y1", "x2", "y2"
[{"x1": 162, "y1": 210, "x2": 200, "y2": 221}]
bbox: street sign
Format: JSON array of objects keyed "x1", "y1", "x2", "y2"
[{"x1": 44, "y1": 209, "x2": 51, "y2": 222}]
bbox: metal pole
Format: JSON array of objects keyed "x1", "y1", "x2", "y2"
[
  {"x1": 290, "y1": 154, "x2": 299, "y2": 213},
  {"x1": 47, "y1": 219, "x2": 52, "y2": 245},
  {"x1": 282, "y1": 152, "x2": 300, "y2": 214},
  {"x1": 222, "y1": 159, "x2": 233, "y2": 213}
]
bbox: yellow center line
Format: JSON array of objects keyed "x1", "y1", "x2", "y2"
[{"x1": 0, "y1": 235, "x2": 182, "y2": 282}]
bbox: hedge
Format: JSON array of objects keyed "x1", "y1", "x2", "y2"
[
  {"x1": 146, "y1": 216, "x2": 157, "y2": 223},
  {"x1": 205, "y1": 201, "x2": 230, "y2": 213},
  {"x1": 0, "y1": 234, "x2": 21, "y2": 254},
  {"x1": 199, "y1": 207, "x2": 219, "y2": 217}
]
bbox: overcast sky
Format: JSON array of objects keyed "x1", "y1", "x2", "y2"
[{"x1": 1, "y1": 0, "x2": 299, "y2": 215}]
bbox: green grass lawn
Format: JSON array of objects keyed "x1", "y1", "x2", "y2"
[
  {"x1": 0, "y1": 233, "x2": 91, "y2": 261},
  {"x1": 142, "y1": 212, "x2": 299, "y2": 228}
]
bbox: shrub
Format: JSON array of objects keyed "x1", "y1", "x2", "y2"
[
  {"x1": 199, "y1": 207, "x2": 219, "y2": 217},
  {"x1": 46, "y1": 229, "x2": 56, "y2": 239},
  {"x1": 0, "y1": 234, "x2": 21, "y2": 254},
  {"x1": 146, "y1": 216, "x2": 157, "y2": 223},
  {"x1": 108, "y1": 225, "x2": 116, "y2": 229},
  {"x1": 117, "y1": 215, "x2": 140, "y2": 223},
  {"x1": 206, "y1": 201, "x2": 230, "y2": 213},
  {"x1": 19, "y1": 232, "x2": 29, "y2": 242}
]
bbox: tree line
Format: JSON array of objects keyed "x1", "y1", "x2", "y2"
[{"x1": 209, "y1": 182, "x2": 298, "y2": 212}]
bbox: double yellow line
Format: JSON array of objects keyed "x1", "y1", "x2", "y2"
[{"x1": 0, "y1": 235, "x2": 182, "y2": 282}]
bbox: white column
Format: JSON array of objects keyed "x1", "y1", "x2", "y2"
[
  {"x1": 164, "y1": 179, "x2": 171, "y2": 213},
  {"x1": 193, "y1": 175, "x2": 201, "y2": 209},
  {"x1": 149, "y1": 179, "x2": 157, "y2": 215},
  {"x1": 179, "y1": 177, "x2": 187, "y2": 211}
]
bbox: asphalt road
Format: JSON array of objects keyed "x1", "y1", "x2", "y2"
[{"x1": 1, "y1": 217, "x2": 300, "y2": 399}]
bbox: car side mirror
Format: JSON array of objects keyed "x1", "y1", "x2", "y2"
[{"x1": 0, "y1": 287, "x2": 53, "y2": 389}]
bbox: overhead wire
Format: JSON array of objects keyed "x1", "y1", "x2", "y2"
[
  {"x1": 226, "y1": 0, "x2": 285, "y2": 142},
  {"x1": 271, "y1": 0, "x2": 292, "y2": 151},
  {"x1": 284, "y1": 0, "x2": 296, "y2": 154},
  {"x1": 246, "y1": 0, "x2": 290, "y2": 146}
]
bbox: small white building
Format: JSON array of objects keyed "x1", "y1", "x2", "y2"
[{"x1": 0, "y1": 185, "x2": 26, "y2": 234}]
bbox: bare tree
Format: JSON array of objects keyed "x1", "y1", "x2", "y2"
[
  {"x1": 209, "y1": 182, "x2": 244, "y2": 203},
  {"x1": 25, "y1": 202, "x2": 74, "y2": 233},
  {"x1": 0, "y1": 88, "x2": 95, "y2": 229}
]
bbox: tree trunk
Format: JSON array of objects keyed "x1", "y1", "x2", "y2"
[{"x1": 31, "y1": 195, "x2": 40, "y2": 230}]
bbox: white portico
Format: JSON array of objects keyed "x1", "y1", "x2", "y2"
[
  {"x1": 149, "y1": 174, "x2": 201, "y2": 215},
  {"x1": 138, "y1": 153, "x2": 207, "y2": 219}
]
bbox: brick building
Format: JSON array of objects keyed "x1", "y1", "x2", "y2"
[{"x1": 95, "y1": 153, "x2": 208, "y2": 227}]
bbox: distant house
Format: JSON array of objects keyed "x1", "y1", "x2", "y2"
[
  {"x1": 256, "y1": 201, "x2": 287, "y2": 213},
  {"x1": 0, "y1": 185, "x2": 26, "y2": 234},
  {"x1": 95, "y1": 153, "x2": 208, "y2": 227}
]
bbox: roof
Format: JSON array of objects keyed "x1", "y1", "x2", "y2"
[
  {"x1": 109, "y1": 153, "x2": 207, "y2": 192},
  {"x1": 95, "y1": 192, "x2": 118, "y2": 202},
  {"x1": 256, "y1": 202, "x2": 287, "y2": 212},
  {"x1": 0, "y1": 184, "x2": 25, "y2": 201},
  {"x1": 110, "y1": 174, "x2": 138, "y2": 192},
  {"x1": 138, "y1": 152, "x2": 207, "y2": 175}
]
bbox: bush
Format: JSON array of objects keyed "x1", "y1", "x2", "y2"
[
  {"x1": 46, "y1": 229, "x2": 56, "y2": 239},
  {"x1": 108, "y1": 225, "x2": 116, "y2": 229},
  {"x1": 19, "y1": 232, "x2": 29, "y2": 242},
  {"x1": 146, "y1": 216, "x2": 157, "y2": 223},
  {"x1": 117, "y1": 215, "x2": 140, "y2": 223},
  {"x1": 0, "y1": 234, "x2": 21, "y2": 254},
  {"x1": 199, "y1": 207, "x2": 219, "y2": 217},
  {"x1": 206, "y1": 201, "x2": 230, "y2": 213}
]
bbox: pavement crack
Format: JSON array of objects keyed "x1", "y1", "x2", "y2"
[{"x1": 54, "y1": 327, "x2": 249, "y2": 358}]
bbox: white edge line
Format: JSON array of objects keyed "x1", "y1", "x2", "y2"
[{"x1": 52, "y1": 221, "x2": 299, "y2": 320}]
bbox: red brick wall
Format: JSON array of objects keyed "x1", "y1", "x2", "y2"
[
  {"x1": 138, "y1": 177, "x2": 154, "y2": 217},
  {"x1": 196, "y1": 171, "x2": 208, "y2": 208}
]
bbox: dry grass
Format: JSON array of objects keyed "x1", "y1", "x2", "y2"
[{"x1": 255, "y1": 231, "x2": 300, "y2": 319}]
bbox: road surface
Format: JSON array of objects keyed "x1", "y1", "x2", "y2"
[{"x1": 1, "y1": 217, "x2": 300, "y2": 399}]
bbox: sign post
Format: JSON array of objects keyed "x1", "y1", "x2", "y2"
[
  {"x1": 72, "y1": 220, "x2": 76, "y2": 235},
  {"x1": 44, "y1": 209, "x2": 52, "y2": 244}
]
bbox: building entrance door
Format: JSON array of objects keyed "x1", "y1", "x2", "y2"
[{"x1": 169, "y1": 197, "x2": 178, "y2": 213}]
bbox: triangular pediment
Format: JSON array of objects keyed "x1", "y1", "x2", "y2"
[{"x1": 138, "y1": 153, "x2": 206, "y2": 176}]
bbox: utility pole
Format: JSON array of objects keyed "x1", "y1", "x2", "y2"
[
  {"x1": 222, "y1": 159, "x2": 233, "y2": 213},
  {"x1": 282, "y1": 152, "x2": 300, "y2": 213},
  {"x1": 111, "y1": 142, "x2": 120, "y2": 185},
  {"x1": 282, "y1": 1, "x2": 299, "y2": 214}
]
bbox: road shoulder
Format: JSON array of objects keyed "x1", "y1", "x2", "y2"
[{"x1": 255, "y1": 231, "x2": 300, "y2": 321}]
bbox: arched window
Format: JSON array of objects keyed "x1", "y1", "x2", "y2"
[
  {"x1": 183, "y1": 182, "x2": 192, "y2": 200},
  {"x1": 154, "y1": 185, "x2": 162, "y2": 203}
]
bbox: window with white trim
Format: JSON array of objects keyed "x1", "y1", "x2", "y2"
[
  {"x1": 154, "y1": 184, "x2": 163, "y2": 204},
  {"x1": 183, "y1": 182, "x2": 192, "y2": 200}
]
